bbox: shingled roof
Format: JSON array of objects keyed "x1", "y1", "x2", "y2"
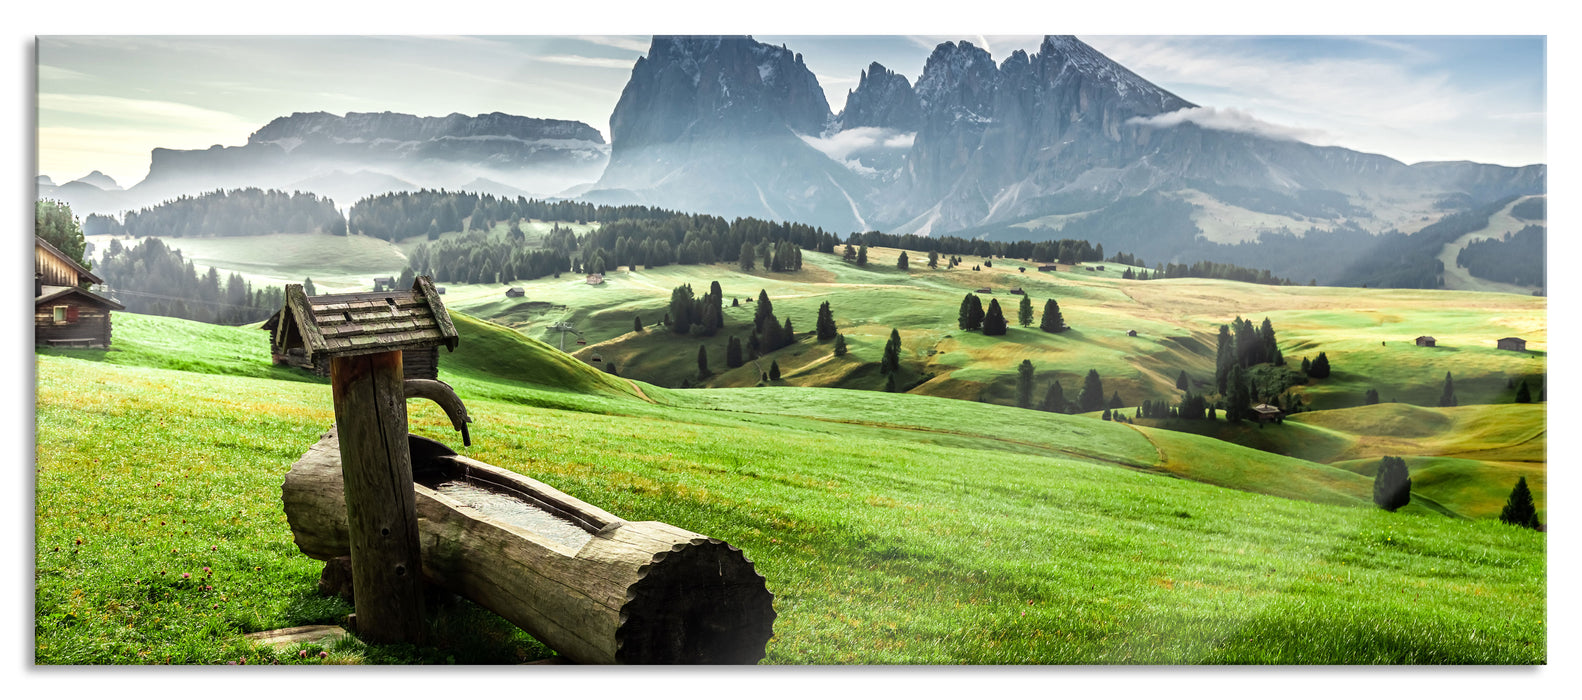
[{"x1": 276, "y1": 276, "x2": 458, "y2": 362}]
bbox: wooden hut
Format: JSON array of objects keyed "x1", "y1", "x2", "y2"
[
  {"x1": 506, "y1": 287, "x2": 525, "y2": 298},
  {"x1": 585, "y1": 273, "x2": 604, "y2": 285},
  {"x1": 265, "y1": 279, "x2": 450, "y2": 380},
  {"x1": 1251, "y1": 404, "x2": 1283, "y2": 424},
  {"x1": 34, "y1": 236, "x2": 124, "y2": 348},
  {"x1": 1415, "y1": 336, "x2": 1436, "y2": 347},
  {"x1": 974, "y1": 287, "x2": 991, "y2": 294},
  {"x1": 1008, "y1": 287, "x2": 1025, "y2": 295},
  {"x1": 1498, "y1": 337, "x2": 1527, "y2": 352},
  {"x1": 1037, "y1": 265, "x2": 1057, "y2": 272},
  {"x1": 1127, "y1": 330, "x2": 1138, "y2": 337}
]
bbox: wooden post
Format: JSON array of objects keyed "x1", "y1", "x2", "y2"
[{"x1": 330, "y1": 351, "x2": 426, "y2": 644}]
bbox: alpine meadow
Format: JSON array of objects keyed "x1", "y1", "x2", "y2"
[{"x1": 33, "y1": 33, "x2": 1548, "y2": 669}]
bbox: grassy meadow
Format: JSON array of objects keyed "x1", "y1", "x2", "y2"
[{"x1": 34, "y1": 310, "x2": 1546, "y2": 665}]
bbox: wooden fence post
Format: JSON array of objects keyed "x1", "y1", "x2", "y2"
[{"x1": 330, "y1": 350, "x2": 426, "y2": 644}]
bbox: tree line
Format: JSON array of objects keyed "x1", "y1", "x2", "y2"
[
  {"x1": 1455, "y1": 224, "x2": 1544, "y2": 288},
  {"x1": 95, "y1": 237, "x2": 284, "y2": 325},
  {"x1": 100, "y1": 188, "x2": 346, "y2": 238}
]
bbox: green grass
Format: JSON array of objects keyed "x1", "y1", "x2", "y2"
[{"x1": 34, "y1": 313, "x2": 1547, "y2": 664}]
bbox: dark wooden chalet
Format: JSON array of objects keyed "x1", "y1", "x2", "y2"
[
  {"x1": 1095, "y1": 265, "x2": 1105, "y2": 271},
  {"x1": 1415, "y1": 336, "x2": 1436, "y2": 347},
  {"x1": 1127, "y1": 330, "x2": 1138, "y2": 337},
  {"x1": 506, "y1": 287, "x2": 526, "y2": 298},
  {"x1": 35, "y1": 236, "x2": 124, "y2": 348},
  {"x1": 266, "y1": 277, "x2": 455, "y2": 380},
  {"x1": 1498, "y1": 337, "x2": 1527, "y2": 352},
  {"x1": 1008, "y1": 287, "x2": 1025, "y2": 295},
  {"x1": 1251, "y1": 403, "x2": 1283, "y2": 424},
  {"x1": 1037, "y1": 265, "x2": 1057, "y2": 272}
]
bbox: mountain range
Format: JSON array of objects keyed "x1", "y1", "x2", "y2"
[{"x1": 41, "y1": 35, "x2": 1543, "y2": 271}]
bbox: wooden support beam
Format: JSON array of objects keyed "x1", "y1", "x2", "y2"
[{"x1": 329, "y1": 351, "x2": 427, "y2": 644}]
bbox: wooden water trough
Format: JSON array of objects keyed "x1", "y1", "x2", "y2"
[
  {"x1": 282, "y1": 431, "x2": 776, "y2": 664},
  {"x1": 275, "y1": 276, "x2": 774, "y2": 663}
]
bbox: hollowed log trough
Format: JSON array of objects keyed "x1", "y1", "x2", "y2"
[{"x1": 283, "y1": 429, "x2": 775, "y2": 664}]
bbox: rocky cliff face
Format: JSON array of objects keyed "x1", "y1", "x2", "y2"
[
  {"x1": 836, "y1": 62, "x2": 922, "y2": 132},
  {"x1": 592, "y1": 35, "x2": 873, "y2": 231}
]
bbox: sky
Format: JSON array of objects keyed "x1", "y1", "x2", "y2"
[{"x1": 34, "y1": 33, "x2": 1545, "y2": 188}]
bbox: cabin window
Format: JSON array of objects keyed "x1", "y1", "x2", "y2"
[{"x1": 52, "y1": 305, "x2": 67, "y2": 323}]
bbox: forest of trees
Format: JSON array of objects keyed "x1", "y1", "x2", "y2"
[
  {"x1": 110, "y1": 188, "x2": 347, "y2": 238},
  {"x1": 1456, "y1": 224, "x2": 1545, "y2": 287},
  {"x1": 95, "y1": 237, "x2": 284, "y2": 325},
  {"x1": 1122, "y1": 259, "x2": 1294, "y2": 286},
  {"x1": 405, "y1": 229, "x2": 575, "y2": 285}
]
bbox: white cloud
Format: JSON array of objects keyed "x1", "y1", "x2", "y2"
[
  {"x1": 574, "y1": 36, "x2": 651, "y2": 53},
  {"x1": 798, "y1": 126, "x2": 915, "y2": 162},
  {"x1": 535, "y1": 54, "x2": 640, "y2": 70},
  {"x1": 39, "y1": 93, "x2": 255, "y2": 133},
  {"x1": 37, "y1": 65, "x2": 90, "y2": 82},
  {"x1": 1127, "y1": 106, "x2": 1329, "y2": 143}
]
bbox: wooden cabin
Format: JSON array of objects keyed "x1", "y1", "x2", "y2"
[
  {"x1": 1037, "y1": 265, "x2": 1058, "y2": 272},
  {"x1": 506, "y1": 287, "x2": 525, "y2": 298},
  {"x1": 1415, "y1": 336, "x2": 1436, "y2": 347},
  {"x1": 1127, "y1": 330, "x2": 1138, "y2": 337},
  {"x1": 974, "y1": 288, "x2": 991, "y2": 294},
  {"x1": 35, "y1": 236, "x2": 124, "y2": 348},
  {"x1": 1251, "y1": 404, "x2": 1283, "y2": 424},
  {"x1": 1095, "y1": 265, "x2": 1105, "y2": 271},
  {"x1": 1008, "y1": 287, "x2": 1025, "y2": 295},
  {"x1": 586, "y1": 273, "x2": 604, "y2": 285},
  {"x1": 1498, "y1": 337, "x2": 1527, "y2": 352},
  {"x1": 264, "y1": 279, "x2": 451, "y2": 380}
]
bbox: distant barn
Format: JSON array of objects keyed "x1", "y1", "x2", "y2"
[
  {"x1": 586, "y1": 273, "x2": 604, "y2": 285},
  {"x1": 1127, "y1": 330, "x2": 1138, "y2": 337},
  {"x1": 1251, "y1": 404, "x2": 1283, "y2": 424},
  {"x1": 506, "y1": 287, "x2": 525, "y2": 298},
  {"x1": 1498, "y1": 337, "x2": 1527, "y2": 352},
  {"x1": 1037, "y1": 265, "x2": 1057, "y2": 272},
  {"x1": 372, "y1": 276, "x2": 396, "y2": 292},
  {"x1": 1008, "y1": 287, "x2": 1025, "y2": 295},
  {"x1": 35, "y1": 236, "x2": 124, "y2": 348},
  {"x1": 1095, "y1": 265, "x2": 1105, "y2": 271},
  {"x1": 974, "y1": 288, "x2": 991, "y2": 294},
  {"x1": 1415, "y1": 336, "x2": 1436, "y2": 347}
]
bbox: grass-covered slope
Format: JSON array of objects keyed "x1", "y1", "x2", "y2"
[{"x1": 34, "y1": 313, "x2": 1546, "y2": 665}]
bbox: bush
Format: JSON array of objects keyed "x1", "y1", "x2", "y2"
[{"x1": 1372, "y1": 456, "x2": 1411, "y2": 511}]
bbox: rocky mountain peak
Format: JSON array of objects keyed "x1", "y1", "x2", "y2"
[
  {"x1": 1033, "y1": 35, "x2": 1194, "y2": 115},
  {"x1": 836, "y1": 61, "x2": 922, "y2": 132}
]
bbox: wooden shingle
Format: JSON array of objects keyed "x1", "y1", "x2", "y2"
[{"x1": 277, "y1": 276, "x2": 458, "y2": 362}]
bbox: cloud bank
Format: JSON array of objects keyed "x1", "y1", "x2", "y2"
[
  {"x1": 1127, "y1": 106, "x2": 1328, "y2": 143},
  {"x1": 798, "y1": 126, "x2": 915, "y2": 162}
]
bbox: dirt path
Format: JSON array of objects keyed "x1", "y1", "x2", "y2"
[
  {"x1": 625, "y1": 379, "x2": 656, "y2": 403},
  {"x1": 1436, "y1": 196, "x2": 1542, "y2": 295}
]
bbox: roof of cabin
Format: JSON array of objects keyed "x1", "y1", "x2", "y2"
[
  {"x1": 36, "y1": 284, "x2": 125, "y2": 310},
  {"x1": 1251, "y1": 404, "x2": 1282, "y2": 414},
  {"x1": 35, "y1": 236, "x2": 103, "y2": 285},
  {"x1": 276, "y1": 277, "x2": 457, "y2": 360}
]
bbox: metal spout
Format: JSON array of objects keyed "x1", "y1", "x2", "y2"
[{"x1": 403, "y1": 379, "x2": 473, "y2": 446}]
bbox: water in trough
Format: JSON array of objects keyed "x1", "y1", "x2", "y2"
[{"x1": 431, "y1": 479, "x2": 594, "y2": 550}]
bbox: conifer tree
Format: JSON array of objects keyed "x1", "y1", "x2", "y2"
[
  {"x1": 1042, "y1": 381, "x2": 1066, "y2": 413},
  {"x1": 885, "y1": 372, "x2": 897, "y2": 393},
  {"x1": 697, "y1": 344, "x2": 710, "y2": 376},
  {"x1": 1102, "y1": 408, "x2": 1112, "y2": 421},
  {"x1": 1499, "y1": 476, "x2": 1541, "y2": 529},
  {"x1": 1216, "y1": 324, "x2": 1235, "y2": 393},
  {"x1": 1365, "y1": 388, "x2": 1380, "y2": 405},
  {"x1": 1018, "y1": 295, "x2": 1034, "y2": 327},
  {"x1": 634, "y1": 316, "x2": 643, "y2": 333},
  {"x1": 769, "y1": 360, "x2": 781, "y2": 381},
  {"x1": 880, "y1": 328, "x2": 902, "y2": 376},
  {"x1": 754, "y1": 289, "x2": 773, "y2": 330},
  {"x1": 726, "y1": 336, "x2": 743, "y2": 368},
  {"x1": 897, "y1": 251, "x2": 909, "y2": 270},
  {"x1": 833, "y1": 333, "x2": 847, "y2": 356},
  {"x1": 1109, "y1": 391, "x2": 1123, "y2": 409},
  {"x1": 1177, "y1": 370, "x2": 1189, "y2": 391},
  {"x1": 1226, "y1": 365, "x2": 1251, "y2": 422},
  {"x1": 1309, "y1": 352, "x2": 1331, "y2": 378},
  {"x1": 783, "y1": 316, "x2": 795, "y2": 346},
  {"x1": 1515, "y1": 380, "x2": 1532, "y2": 403},
  {"x1": 1079, "y1": 369, "x2": 1105, "y2": 413},
  {"x1": 1039, "y1": 299, "x2": 1066, "y2": 332},
  {"x1": 982, "y1": 298, "x2": 1008, "y2": 336},
  {"x1": 928, "y1": 250, "x2": 939, "y2": 269},
  {"x1": 1372, "y1": 456, "x2": 1411, "y2": 511},
  {"x1": 816, "y1": 301, "x2": 837, "y2": 341},
  {"x1": 303, "y1": 277, "x2": 317, "y2": 296},
  {"x1": 1016, "y1": 359, "x2": 1035, "y2": 409},
  {"x1": 1438, "y1": 371, "x2": 1457, "y2": 407},
  {"x1": 857, "y1": 245, "x2": 868, "y2": 266}
]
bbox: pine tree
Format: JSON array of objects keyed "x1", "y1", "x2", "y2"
[
  {"x1": 740, "y1": 241, "x2": 756, "y2": 271},
  {"x1": 1259, "y1": 317, "x2": 1278, "y2": 366},
  {"x1": 857, "y1": 245, "x2": 868, "y2": 266},
  {"x1": 982, "y1": 299, "x2": 1008, "y2": 336},
  {"x1": 1216, "y1": 324, "x2": 1235, "y2": 393},
  {"x1": 769, "y1": 360, "x2": 781, "y2": 381},
  {"x1": 1016, "y1": 359, "x2": 1035, "y2": 409},
  {"x1": 1176, "y1": 370, "x2": 1189, "y2": 391},
  {"x1": 1226, "y1": 365, "x2": 1251, "y2": 422},
  {"x1": 1365, "y1": 388, "x2": 1380, "y2": 405},
  {"x1": 303, "y1": 277, "x2": 317, "y2": 296},
  {"x1": 1515, "y1": 380, "x2": 1532, "y2": 403},
  {"x1": 959, "y1": 294, "x2": 984, "y2": 331},
  {"x1": 833, "y1": 334, "x2": 847, "y2": 356},
  {"x1": 1041, "y1": 381, "x2": 1066, "y2": 413},
  {"x1": 1498, "y1": 476, "x2": 1541, "y2": 529},
  {"x1": 1079, "y1": 369, "x2": 1105, "y2": 413},
  {"x1": 1102, "y1": 408, "x2": 1112, "y2": 421},
  {"x1": 1018, "y1": 295, "x2": 1034, "y2": 327},
  {"x1": 697, "y1": 344, "x2": 710, "y2": 376},
  {"x1": 1039, "y1": 299, "x2": 1066, "y2": 332},
  {"x1": 1309, "y1": 352, "x2": 1331, "y2": 379},
  {"x1": 754, "y1": 289, "x2": 773, "y2": 330},
  {"x1": 897, "y1": 251, "x2": 909, "y2": 270},
  {"x1": 927, "y1": 251, "x2": 939, "y2": 269},
  {"x1": 726, "y1": 336, "x2": 743, "y2": 368},
  {"x1": 885, "y1": 372, "x2": 897, "y2": 393},
  {"x1": 1372, "y1": 456, "x2": 1411, "y2": 511},
  {"x1": 783, "y1": 317, "x2": 795, "y2": 346},
  {"x1": 1109, "y1": 391, "x2": 1123, "y2": 409},
  {"x1": 1438, "y1": 371, "x2": 1457, "y2": 407},
  {"x1": 634, "y1": 316, "x2": 644, "y2": 333},
  {"x1": 880, "y1": 328, "x2": 902, "y2": 375},
  {"x1": 816, "y1": 300, "x2": 841, "y2": 342}
]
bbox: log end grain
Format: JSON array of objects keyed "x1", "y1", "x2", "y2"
[{"x1": 615, "y1": 535, "x2": 776, "y2": 664}]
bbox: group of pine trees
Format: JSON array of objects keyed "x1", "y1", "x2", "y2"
[
  {"x1": 1371, "y1": 455, "x2": 1544, "y2": 532},
  {"x1": 668, "y1": 281, "x2": 726, "y2": 337},
  {"x1": 1118, "y1": 259, "x2": 1293, "y2": 286},
  {"x1": 406, "y1": 229, "x2": 574, "y2": 285},
  {"x1": 842, "y1": 229, "x2": 1105, "y2": 266},
  {"x1": 959, "y1": 294, "x2": 1066, "y2": 335},
  {"x1": 95, "y1": 237, "x2": 284, "y2": 325},
  {"x1": 105, "y1": 188, "x2": 347, "y2": 238}
]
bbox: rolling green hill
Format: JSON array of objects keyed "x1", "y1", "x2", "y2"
[{"x1": 33, "y1": 311, "x2": 1545, "y2": 664}]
